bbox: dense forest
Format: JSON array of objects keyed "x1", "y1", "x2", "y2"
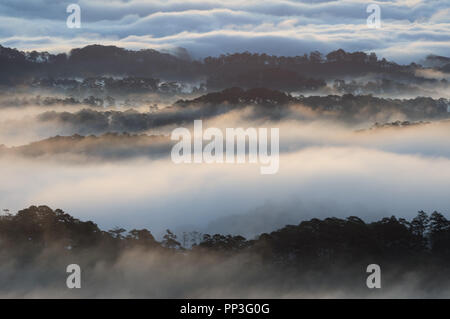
[
  {"x1": 1, "y1": 44, "x2": 447, "y2": 91},
  {"x1": 1, "y1": 205, "x2": 449, "y2": 267},
  {"x1": 1, "y1": 205, "x2": 449, "y2": 297}
]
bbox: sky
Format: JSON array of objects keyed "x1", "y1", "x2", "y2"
[{"x1": 0, "y1": 0, "x2": 449, "y2": 63}]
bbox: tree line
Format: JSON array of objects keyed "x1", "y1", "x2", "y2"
[
  {"x1": 0, "y1": 206, "x2": 449, "y2": 267},
  {"x1": 0, "y1": 45, "x2": 430, "y2": 87}
]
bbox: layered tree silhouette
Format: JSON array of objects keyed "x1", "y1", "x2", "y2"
[{"x1": 0, "y1": 205, "x2": 448, "y2": 270}]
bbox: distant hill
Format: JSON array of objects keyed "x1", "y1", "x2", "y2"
[
  {"x1": 0, "y1": 44, "x2": 440, "y2": 89},
  {"x1": 0, "y1": 44, "x2": 199, "y2": 84},
  {"x1": 422, "y1": 54, "x2": 450, "y2": 68},
  {"x1": 175, "y1": 87, "x2": 295, "y2": 107},
  {"x1": 0, "y1": 133, "x2": 171, "y2": 161},
  {"x1": 176, "y1": 87, "x2": 450, "y2": 122}
]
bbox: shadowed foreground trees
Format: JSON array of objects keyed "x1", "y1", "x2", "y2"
[
  {"x1": 0, "y1": 205, "x2": 449, "y2": 297},
  {"x1": 0, "y1": 205, "x2": 449, "y2": 267}
]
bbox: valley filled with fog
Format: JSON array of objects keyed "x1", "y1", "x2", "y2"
[
  {"x1": 1, "y1": 85, "x2": 449, "y2": 239},
  {"x1": 1, "y1": 41, "x2": 450, "y2": 298}
]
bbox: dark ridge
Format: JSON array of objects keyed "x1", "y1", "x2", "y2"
[
  {"x1": 1, "y1": 205, "x2": 449, "y2": 264},
  {"x1": 1, "y1": 44, "x2": 445, "y2": 87},
  {"x1": 176, "y1": 87, "x2": 295, "y2": 107},
  {"x1": 1, "y1": 133, "x2": 171, "y2": 160}
]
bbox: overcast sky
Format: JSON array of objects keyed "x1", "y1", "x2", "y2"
[{"x1": 0, "y1": 0, "x2": 449, "y2": 63}]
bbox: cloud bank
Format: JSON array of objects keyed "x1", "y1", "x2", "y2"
[
  {"x1": 1, "y1": 114, "x2": 450, "y2": 237},
  {"x1": 0, "y1": 0, "x2": 449, "y2": 63}
]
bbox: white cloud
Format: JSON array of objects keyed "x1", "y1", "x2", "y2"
[{"x1": 0, "y1": 0, "x2": 448, "y2": 62}]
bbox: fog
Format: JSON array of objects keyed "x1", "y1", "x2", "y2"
[
  {"x1": 0, "y1": 246, "x2": 449, "y2": 298},
  {"x1": 1, "y1": 114, "x2": 449, "y2": 238},
  {"x1": 0, "y1": 90, "x2": 449, "y2": 299},
  {"x1": 1, "y1": 93, "x2": 449, "y2": 146},
  {"x1": 2, "y1": 0, "x2": 449, "y2": 299}
]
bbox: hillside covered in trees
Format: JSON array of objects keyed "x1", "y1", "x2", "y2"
[
  {"x1": 3, "y1": 205, "x2": 449, "y2": 259},
  {"x1": 1, "y1": 45, "x2": 448, "y2": 93},
  {"x1": 0, "y1": 205, "x2": 449, "y2": 297}
]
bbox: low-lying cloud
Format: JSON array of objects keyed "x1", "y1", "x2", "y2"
[{"x1": 1, "y1": 118, "x2": 449, "y2": 238}]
